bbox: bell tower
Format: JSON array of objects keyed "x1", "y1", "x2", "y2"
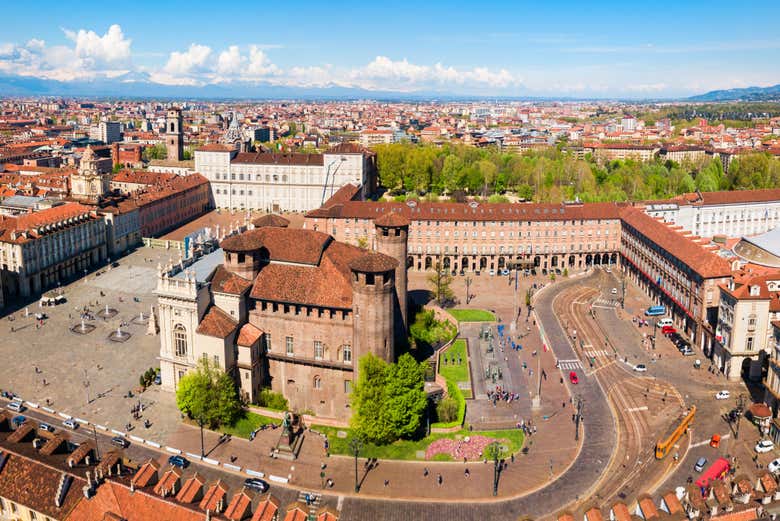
[{"x1": 166, "y1": 108, "x2": 183, "y2": 161}]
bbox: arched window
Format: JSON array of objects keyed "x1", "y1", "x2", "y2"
[
  {"x1": 313, "y1": 376, "x2": 322, "y2": 390},
  {"x1": 173, "y1": 324, "x2": 187, "y2": 357},
  {"x1": 342, "y1": 344, "x2": 352, "y2": 363}
]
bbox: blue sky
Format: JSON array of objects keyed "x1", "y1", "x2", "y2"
[{"x1": 1, "y1": 0, "x2": 779, "y2": 97}]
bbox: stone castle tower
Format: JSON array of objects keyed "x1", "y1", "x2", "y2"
[
  {"x1": 165, "y1": 108, "x2": 183, "y2": 161},
  {"x1": 350, "y1": 252, "x2": 398, "y2": 363},
  {"x1": 71, "y1": 145, "x2": 110, "y2": 203},
  {"x1": 373, "y1": 212, "x2": 410, "y2": 334}
]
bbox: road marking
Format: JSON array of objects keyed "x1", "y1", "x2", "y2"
[
  {"x1": 626, "y1": 406, "x2": 648, "y2": 413},
  {"x1": 691, "y1": 434, "x2": 730, "y2": 448},
  {"x1": 584, "y1": 349, "x2": 609, "y2": 358},
  {"x1": 557, "y1": 359, "x2": 583, "y2": 370}
]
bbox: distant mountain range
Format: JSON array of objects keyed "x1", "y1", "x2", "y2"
[{"x1": 687, "y1": 84, "x2": 780, "y2": 102}]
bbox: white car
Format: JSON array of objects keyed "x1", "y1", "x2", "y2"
[
  {"x1": 62, "y1": 419, "x2": 79, "y2": 430},
  {"x1": 769, "y1": 458, "x2": 780, "y2": 474},
  {"x1": 611, "y1": 288, "x2": 618, "y2": 295},
  {"x1": 634, "y1": 364, "x2": 647, "y2": 372},
  {"x1": 715, "y1": 390, "x2": 730, "y2": 400},
  {"x1": 756, "y1": 440, "x2": 775, "y2": 453}
]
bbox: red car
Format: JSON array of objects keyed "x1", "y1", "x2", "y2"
[
  {"x1": 569, "y1": 371, "x2": 579, "y2": 384},
  {"x1": 662, "y1": 325, "x2": 677, "y2": 335}
]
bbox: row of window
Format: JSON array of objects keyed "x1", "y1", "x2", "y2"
[
  {"x1": 0, "y1": 497, "x2": 51, "y2": 520},
  {"x1": 274, "y1": 334, "x2": 352, "y2": 362}
]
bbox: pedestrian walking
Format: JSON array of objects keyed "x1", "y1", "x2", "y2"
[
  {"x1": 423, "y1": 467, "x2": 429, "y2": 477},
  {"x1": 437, "y1": 474, "x2": 443, "y2": 486},
  {"x1": 384, "y1": 480, "x2": 389, "y2": 487},
  {"x1": 464, "y1": 468, "x2": 470, "y2": 478}
]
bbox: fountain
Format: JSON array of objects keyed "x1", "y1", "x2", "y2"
[
  {"x1": 70, "y1": 318, "x2": 95, "y2": 335},
  {"x1": 108, "y1": 324, "x2": 131, "y2": 343},
  {"x1": 97, "y1": 303, "x2": 118, "y2": 319},
  {"x1": 131, "y1": 310, "x2": 148, "y2": 326}
]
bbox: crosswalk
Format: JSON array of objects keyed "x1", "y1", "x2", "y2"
[
  {"x1": 557, "y1": 359, "x2": 583, "y2": 370},
  {"x1": 584, "y1": 349, "x2": 610, "y2": 359},
  {"x1": 592, "y1": 298, "x2": 619, "y2": 308}
]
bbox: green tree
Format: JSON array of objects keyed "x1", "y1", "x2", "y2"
[
  {"x1": 350, "y1": 353, "x2": 427, "y2": 444},
  {"x1": 142, "y1": 143, "x2": 167, "y2": 161},
  {"x1": 428, "y1": 260, "x2": 455, "y2": 306},
  {"x1": 176, "y1": 358, "x2": 241, "y2": 428}
]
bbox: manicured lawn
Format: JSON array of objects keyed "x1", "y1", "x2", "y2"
[
  {"x1": 310, "y1": 424, "x2": 524, "y2": 461},
  {"x1": 220, "y1": 411, "x2": 279, "y2": 439},
  {"x1": 447, "y1": 309, "x2": 495, "y2": 322},
  {"x1": 439, "y1": 339, "x2": 470, "y2": 384}
]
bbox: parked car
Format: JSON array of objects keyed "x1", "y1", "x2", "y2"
[
  {"x1": 715, "y1": 390, "x2": 731, "y2": 400},
  {"x1": 756, "y1": 440, "x2": 775, "y2": 453},
  {"x1": 488, "y1": 270, "x2": 496, "y2": 276},
  {"x1": 111, "y1": 436, "x2": 130, "y2": 448},
  {"x1": 243, "y1": 478, "x2": 270, "y2": 492},
  {"x1": 662, "y1": 326, "x2": 677, "y2": 335},
  {"x1": 154, "y1": 374, "x2": 162, "y2": 385},
  {"x1": 681, "y1": 347, "x2": 695, "y2": 356},
  {"x1": 657, "y1": 318, "x2": 674, "y2": 327},
  {"x1": 769, "y1": 458, "x2": 780, "y2": 474},
  {"x1": 62, "y1": 419, "x2": 79, "y2": 430},
  {"x1": 168, "y1": 455, "x2": 189, "y2": 468},
  {"x1": 500, "y1": 269, "x2": 510, "y2": 276},
  {"x1": 39, "y1": 423, "x2": 55, "y2": 433},
  {"x1": 611, "y1": 288, "x2": 618, "y2": 295},
  {"x1": 6, "y1": 401, "x2": 24, "y2": 413},
  {"x1": 569, "y1": 371, "x2": 579, "y2": 384},
  {"x1": 634, "y1": 364, "x2": 648, "y2": 372},
  {"x1": 11, "y1": 415, "x2": 26, "y2": 427},
  {"x1": 694, "y1": 457, "x2": 708, "y2": 472}
]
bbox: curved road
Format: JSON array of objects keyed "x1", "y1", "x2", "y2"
[{"x1": 341, "y1": 273, "x2": 617, "y2": 521}]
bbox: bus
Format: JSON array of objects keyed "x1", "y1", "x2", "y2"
[
  {"x1": 655, "y1": 406, "x2": 696, "y2": 459},
  {"x1": 696, "y1": 457, "x2": 730, "y2": 492},
  {"x1": 645, "y1": 305, "x2": 666, "y2": 317}
]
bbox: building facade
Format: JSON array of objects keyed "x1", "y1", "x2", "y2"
[
  {"x1": 194, "y1": 143, "x2": 376, "y2": 213},
  {"x1": 305, "y1": 198, "x2": 622, "y2": 274}
]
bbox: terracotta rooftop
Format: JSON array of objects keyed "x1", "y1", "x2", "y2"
[
  {"x1": 176, "y1": 473, "x2": 205, "y2": 504},
  {"x1": 196, "y1": 306, "x2": 238, "y2": 339},
  {"x1": 374, "y1": 211, "x2": 410, "y2": 227},
  {"x1": 196, "y1": 143, "x2": 236, "y2": 152},
  {"x1": 251, "y1": 494, "x2": 281, "y2": 521},
  {"x1": 252, "y1": 213, "x2": 290, "y2": 228},
  {"x1": 154, "y1": 466, "x2": 183, "y2": 497},
  {"x1": 662, "y1": 491, "x2": 683, "y2": 514},
  {"x1": 620, "y1": 207, "x2": 732, "y2": 279},
  {"x1": 0, "y1": 449, "x2": 84, "y2": 519},
  {"x1": 710, "y1": 507, "x2": 759, "y2": 521},
  {"x1": 131, "y1": 459, "x2": 160, "y2": 489},
  {"x1": 224, "y1": 488, "x2": 254, "y2": 520},
  {"x1": 112, "y1": 170, "x2": 175, "y2": 187},
  {"x1": 284, "y1": 502, "x2": 310, "y2": 521},
  {"x1": 221, "y1": 227, "x2": 332, "y2": 265},
  {"x1": 317, "y1": 505, "x2": 340, "y2": 521},
  {"x1": 611, "y1": 501, "x2": 632, "y2": 521},
  {"x1": 679, "y1": 188, "x2": 780, "y2": 206},
  {"x1": 237, "y1": 323, "x2": 263, "y2": 347},
  {"x1": 211, "y1": 266, "x2": 253, "y2": 295},
  {"x1": 200, "y1": 480, "x2": 228, "y2": 513},
  {"x1": 348, "y1": 251, "x2": 398, "y2": 273}
]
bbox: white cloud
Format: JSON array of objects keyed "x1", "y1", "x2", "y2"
[
  {"x1": 163, "y1": 43, "x2": 212, "y2": 76},
  {"x1": 63, "y1": 24, "x2": 131, "y2": 66},
  {"x1": 216, "y1": 45, "x2": 243, "y2": 75},
  {"x1": 245, "y1": 45, "x2": 280, "y2": 78}
]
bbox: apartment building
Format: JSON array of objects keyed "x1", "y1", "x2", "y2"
[
  {"x1": 620, "y1": 207, "x2": 732, "y2": 354},
  {"x1": 715, "y1": 273, "x2": 780, "y2": 381},
  {"x1": 305, "y1": 195, "x2": 622, "y2": 273},
  {"x1": 359, "y1": 128, "x2": 395, "y2": 147}
]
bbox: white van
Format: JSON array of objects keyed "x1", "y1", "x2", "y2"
[
  {"x1": 657, "y1": 318, "x2": 673, "y2": 327},
  {"x1": 6, "y1": 400, "x2": 24, "y2": 412}
]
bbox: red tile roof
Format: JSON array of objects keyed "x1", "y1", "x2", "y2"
[
  {"x1": 232, "y1": 152, "x2": 324, "y2": 167},
  {"x1": 196, "y1": 306, "x2": 238, "y2": 339},
  {"x1": 153, "y1": 466, "x2": 183, "y2": 497},
  {"x1": 237, "y1": 323, "x2": 263, "y2": 347},
  {"x1": 348, "y1": 251, "x2": 398, "y2": 273},
  {"x1": 375, "y1": 211, "x2": 410, "y2": 227},
  {"x1": 620, "y1": 207, "x2": 732, "y2": 278},
  {"x1": 251, "y1": 494, "x2": 281, "y2": 521},
  {"x1": 211, "y1": 266, "x2": 253, "y2": 295},
  {"x1": 221, "y1": 227, "x2": 332, "y2": 265},
  {"x1": 224, "y1": 488, "x2": 254, "y2": 520},
  {"x1": 176, "y1": 473, "x2": 205, "y2": 504},
  {"x1": 252, "y1": 214, "x2": 290, "y2": 228},
  {"x1": 284, "y1": 502, "x2": 310, "y2": 521},
  {"x1": 131, "y1": 459, "x2": 160, "y2": 489},
  {"x1": 199, "y1": 480, "x2": 228, "y2": 513},
  {"x1": 196, "y1": 144, "x2": 236, "y2": 152}
]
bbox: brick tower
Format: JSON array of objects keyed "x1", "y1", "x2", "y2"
[
  {"x1": 350, "y1": 252, "x2": 398, "y2": 363},
  {"x1": 374, "y1": 212, "x2": 410, "y2": 333},
  {"x1": 165, "y1": 108, "x2": 183, "y2": 161}
]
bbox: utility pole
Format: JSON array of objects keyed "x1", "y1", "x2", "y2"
[
  {"x1": 621, "y1": 272, "x2": 626, "y2": 309},
  {"x1": 92, "y1": 425, "x2": 101, "y2": 461},
  {"x1": 735, "y1": 394, "x2": 746, "y2": 440},
  {"x1": 83, "y1": 369, "x2": 90, "y2": 405},
  {"x1": 575, "y1": 396, "x2": 584, "y2": 441}
]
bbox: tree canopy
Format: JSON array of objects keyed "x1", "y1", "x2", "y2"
[
  {"x1": 350, "y1": 353, "x2": 427, "y2": 444},
  {"x1": 176, "y1": 357, "x2": 242, "y2": 429},
  {"x1": 373, "y1": 142, "x2": 778, "y2": 203}
]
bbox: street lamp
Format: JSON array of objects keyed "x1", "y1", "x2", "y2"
[
  {"x1": 487, "y1": 441, "x2": 505, "y2": 496},
  {"x1": 349, "y1": 437, "x2": 363, "y2": 493},
  {"x1": 574, "y1": 396, "x2": 585, "y2": 441}
]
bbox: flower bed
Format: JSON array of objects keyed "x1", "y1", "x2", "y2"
[{"x1": 424, "y1": 435, "x2": 502, "y2": 461}]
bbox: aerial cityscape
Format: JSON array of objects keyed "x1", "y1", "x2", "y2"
[{"x1": 2, "y1": 1, "x2": 780, "y2": 520}]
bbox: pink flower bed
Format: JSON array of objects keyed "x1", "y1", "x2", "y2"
[{"x1": 425, "y1": 435, "x2": 502, "y2": 461}]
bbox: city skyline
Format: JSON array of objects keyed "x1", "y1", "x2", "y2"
[{"x1": 1, "y1": 0, "x2": 780, "y2": 98}]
